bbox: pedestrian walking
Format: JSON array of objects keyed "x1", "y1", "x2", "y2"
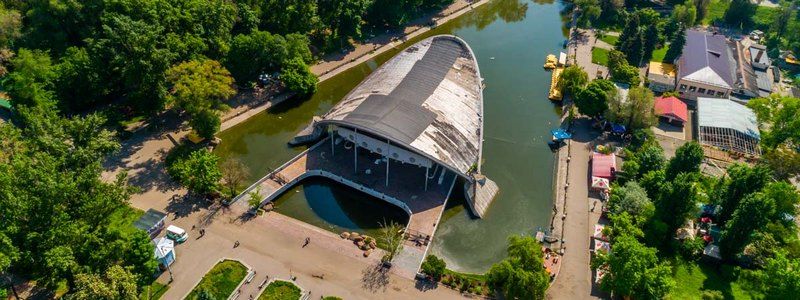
[
  {"x1": 302, "y1": 237, "x2": 310, "y2": 248},
  {"x1": 234, "y1": 240, "x2": 240, "y2": 248}
]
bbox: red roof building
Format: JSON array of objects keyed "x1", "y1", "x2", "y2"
[
  {"x1": 654, "y1": 96, "x2": 689, "y2": 125},
  {"x1": 591, "y1": 152, "x2": 617, "y2": 179}
]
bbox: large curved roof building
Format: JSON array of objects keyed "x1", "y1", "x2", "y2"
[{"x1": 319, "y1": 35, "x2": 485, "y2": 179}]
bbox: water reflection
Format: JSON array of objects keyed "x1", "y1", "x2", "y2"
[
  {"x1": 273, "y1": 177, "x2": 409, "y2": 238},
  {"x1": 216, "y1": 0, "x2": 572, "y2": 273}
]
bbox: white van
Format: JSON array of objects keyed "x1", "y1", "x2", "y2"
[{"x1": 165, "y1": 225, "x2": 188, "y2": 243}]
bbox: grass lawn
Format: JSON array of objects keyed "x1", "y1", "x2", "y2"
[
  {"x1": 592, "y1": 47, "x2": 610, "y2": 66},
  {"x1": 702, "y1": 0, "x2": 779, "y2": 29},
  {"x1": 598, "y1": 34, "x2": 618, "y2": 47},
  {"x1": 139, "y1": 281, "x2": 169, "y2": 300},
  {"x1": 651, "y1": 45, "x2": 670, "y2": 63},
  {"x1": 668, "y1": 259, "x2": 761, "y2": 300},
  {"x1": 258, "y1": 280, "x2": 302, "y2": 300},
  {"x1": 186, "y1": 260, "x2": 249, "y2": 300}
]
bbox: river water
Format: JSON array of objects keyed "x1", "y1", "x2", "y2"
[{"x1": 214, "y1": 0, "x2": 570, "y2": 273}]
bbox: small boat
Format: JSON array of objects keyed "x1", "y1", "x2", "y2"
[
  {"x1": 548, "y1": 67, "x2": 564, "y2": 101},
  {"x1": 543, "y1": 54, "x2": 557, "y2": 69}
]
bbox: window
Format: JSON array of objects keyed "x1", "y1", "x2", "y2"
[
  {"x1": 706, "y1": 89, "x2": 715, "y2": 95},
  {"x1": 716, "y1": 91, "x2": 724, "y2": 96},
  {"x1": 689, "y1": 86, "x2": 697, "y2": 92},
  {"x1": 679, "y1": 84, "x2": 687, "y2": 91},
  {"x1": 698, "y1": 88, "x2": 706, "y2": 94},
  {"x1": 376, "y1": 147, "x2": 382, "y2": 153}
]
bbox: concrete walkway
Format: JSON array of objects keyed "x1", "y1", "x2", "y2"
[
  {"x1": 547, "y1": 118, "x2": 604, "y2": 300},
  {"x1": 157, "y1": 208, "x2": 465, "y2": 300},
  {"x1": 232, "y1": 138, "x2": 456, "y2": 279}
]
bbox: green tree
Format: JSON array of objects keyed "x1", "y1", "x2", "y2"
[
  {"x1": 723, "y1": 0, "x2": 756, "y2": 28},
  {"x1": 70, "y1": 266, "x2": 139, "y2": 300},
  {"x1": 607, "y1": 86, "x2": 654, "y2": 129},
  {"x1": 757, "y1": 252, "x2": 800, "y2": 298},
  {"x1": 557, "y1": 65, "x2": 588, "y2": 98},
  {"x1": 575, "y1": 0, "x2": 602, "y2": 28},
  {"x1": 486, "y1": 235, "x2": 550, "y2": 300},
  {"x1": 593, "y1": 235, "x2": 674, "y2": 299},
  {"x1": 606, "y1": 212, "x2": 645, "y2": 242},
  {"x1": 664, "y1": 26, "x2": 686, "y2": 62},
  {"x1": 641, "y1": 24, "x2": 659, "y2": 63},
  {"x1": 665, "y1": 141, "x2": 704, "y2": 180},
  {"x1": 608, "y1": 181, "x2": 655, "y2": 223},
  {"x1": 655, "y1": 173, "x2": 698, "y2": 243},
  {"x1": 89, "y1": 14, "x2": 173, "y2": 113},
  {"x1": 166, "y1": 59, "x2": 235, "y2": 139},
  {"x1": 634, "y1": 145, "x2": 665, "y2": 179},
  {"x1": 247, "y1": 186, "x2": 262, "y2": 210},
  {"x1": 197, "y1": 289, "x2": 217, "y2": 300},
  {"x1": 694, "y1": 0, "x2": 711, "y2": 24},
  {"x1": 575, "y1": 79, "x2": 615, "y2": 116},
  {"x1": 607, "y1": 50, "x2": 641, "y2": 86},
  {"x1": 671, "y1": 0, "x2": 697, "y2": 27},
  {"x1": 421, "y1": 255, "x2": 447, "y2": 280},
  {"x1": 258, "y1": 0, "x2": 319, "y2": 34},
  {"x1": 624, "y1": 86, "x2": 655, "y2": 129},
  {"x1": 379, "y1": 221, "x2": 404, "y2": 262},
  {"x1": 6, "y1": 48, "x2": 55, "y2": 109},
  {"x1": 227, "y1": 31, "x2": 311, "y2": 84},
  {"x1": 716, "y1": 164, "x2": 771, "y2": 224},
  {"x1": 54, "y1": 47, "x2": 105, "y2": 111},
  {"x1": 0, "y1": 4, "x2": 21, "y2": 48},
  {"x1": 280, "y1": 56, "x2": 318, "y2": 95},
  {"x1": 170, "y1": 149, "x2": 222, "y2": 195},
  {"x1": 318, "y1": 0, "x2": 371, "y2": 46},
  {"x1": 720, "y1": 192, "x2": 775, "y2": 260}
]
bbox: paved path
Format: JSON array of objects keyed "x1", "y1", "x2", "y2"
[
  {"x1": 232, "y1": 138, "x2": 455, "y2": 279},
  {"x1": 157, "y1": 208, "x2": 465, "y2": 300},
  {"x1": 571, "y1": 29, "x2": 608, "y2": 80},
  {"x1": 547, "y1": 119, "x2": 602, "y2": 300}
]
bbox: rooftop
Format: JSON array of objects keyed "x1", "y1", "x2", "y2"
[
  {"x1": 678, "y1": 30, "x2": 737, "y2": 89},
  {"x1": 648, "y1": 62, "x2": 676, "y2": 77},
  {"x1": 319, "y1": 35, "x2": 483, "y2": 177},
  {"x1": 697, "y1": 97, "x2": 760, "y2": 139},
  {"x1": 654, "y1": 96, "x2": 688, "y2": 122}
]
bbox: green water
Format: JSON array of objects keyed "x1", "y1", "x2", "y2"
[
  {"x1": 271, "y1": 177, "x2": 409, "y2": 239},
  {"x1": 214, "y1": 0, "x2": 570, "y2": 273}
]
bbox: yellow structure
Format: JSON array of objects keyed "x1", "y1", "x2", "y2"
[
  {"x1": 549, "y1": 67, "x2": 563, "y2": 101},
  {"x1": 647, "y1": 61, "x2": 676, "y2": 92},
  {"x1": 543, "y1": 54, "x2": 557, "y2": 69}
]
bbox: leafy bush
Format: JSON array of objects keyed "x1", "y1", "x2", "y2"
[
  {"x1": 678, "y1": 237, "x2": 705, "y2": 261},
  {"x1": 421, "y1": 255, "x2": 447, "y2": 280}
]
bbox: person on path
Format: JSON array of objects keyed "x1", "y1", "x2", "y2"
[
  {"x1": 302, "y1": 237, "x2": 310, "y2": 248},
  {"x1": 234, "y1": 240, "x2": 240, "y2": 248}
]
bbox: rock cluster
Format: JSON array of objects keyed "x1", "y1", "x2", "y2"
[{"x1": 340, "y1": 231, "x2": 377, "y2": 257}]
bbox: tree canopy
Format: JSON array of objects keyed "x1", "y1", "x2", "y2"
[
  {"x1": 487, "y1": 235, "x2": 550, "y2": 300},
  {"x1": 594, "y1": 235, "x2": 675, "y2": 299},
  {"x1": 574, "y1": 79, "x2": 615, "y2": 117}
]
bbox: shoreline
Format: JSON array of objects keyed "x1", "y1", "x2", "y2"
[{"x1": 217, "y1": 0, "x2": 490, "y2": 132}]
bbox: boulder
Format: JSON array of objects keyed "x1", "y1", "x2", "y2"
[
  {"x1": 363, "y1": 249, "x2": 372, "y2": 257},
  {"x1": 350, "y1": 232, "x2": 360, "y2": 240},
  {"x1": 340, "y1": 232, "x2": 351, "y2": 239},
  {"x1": 356, "y1": 240, "x2": 365, "y2": 248},
  {"x1": 369, "y1": 241, "x2": 377, "y2": 249}
]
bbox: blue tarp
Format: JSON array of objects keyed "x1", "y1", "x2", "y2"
[
  {"x1": 611, "y1": 124, "x2": 626, "y2": 134},
  {"x1": 551, "y1": 128, "x2": 572, "y2": 140}
]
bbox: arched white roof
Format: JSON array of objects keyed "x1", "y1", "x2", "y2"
[{"x1": 319, "y1": 35, "x2": 484, "y2": 177}]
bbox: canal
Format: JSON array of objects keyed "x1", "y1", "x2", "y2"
[{"x1": 214, "y1": 0, "x2": 570, "y2": 273}]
